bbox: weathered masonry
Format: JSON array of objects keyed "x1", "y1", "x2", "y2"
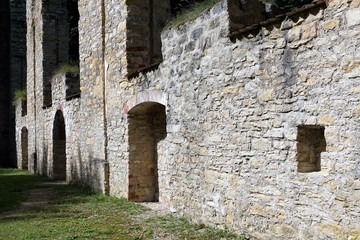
[{"x1": 15, "y1": 0, "x2": 360, "y2": 239}]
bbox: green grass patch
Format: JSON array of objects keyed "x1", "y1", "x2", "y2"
[
  {"x1": 0, "y1": 169, "x2": 46, "y2": 212},
  {"x1": 0, "y1": 169, "x2": 243, "y2": 239},
  {"x1": 166, "y1": 0, "x2": 221, "y2": 29},
  {"x1": 144, "y1": 215, "x2": 245, "y2": 240}
]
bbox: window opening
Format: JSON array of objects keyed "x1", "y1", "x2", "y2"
[
  {"x1": 126, "y1": 0, "x2": 171, "y2": 78},
  {"x1": 297, "y1": 125, "x2": 326, "y2": 173},
  {"x1": 228, "y1": 0, "x2": 327, "y2": 38},
  {"x1": 42, "y1": 0, "x2": 79, "y2": 107}
]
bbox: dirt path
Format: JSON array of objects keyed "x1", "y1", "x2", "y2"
[{"x1": 0, "y1": 182, "x2": 63, "y2": 219}]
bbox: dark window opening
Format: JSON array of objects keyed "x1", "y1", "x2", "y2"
[
  {"x1": 170, "y1": 0, "x2": 218, "y2": 16},
  {"x1": 126, "y1": 0, "x2": 171, "y2": 78},
  {"x1": 42, "y1": 0, "x2": 79, "y2": 107},
  {"x1": 229, "y1": 0, "x2": 327, "y2": 38},
  {"x1": 68, "y1": 0, "x2": 79, "y2": 65},
  {"x1": 297, "y1": 125, "x2": 326, "y2": 173},
  {"x1": 170, "y1": 0, "x2": 203, "y2": 16}
]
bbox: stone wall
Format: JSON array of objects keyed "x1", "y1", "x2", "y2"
[
  {"x1": 17, "y1": 0, "x2": 360, "y2": 239},
  {"x1": 110, "y1": 0, "x2": 359, "y2": 238}
]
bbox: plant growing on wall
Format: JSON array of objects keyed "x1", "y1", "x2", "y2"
[
  {"x1": 167, "y1": 0, "x2": 221, "y2": 28},
  {"x1": 54, "y1": 63, "x2": 80, "y2": 75},
  {"x1": 13, "y1": 88, "x2": 26, "y2": 105}
]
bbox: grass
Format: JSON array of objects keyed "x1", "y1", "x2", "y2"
[
  {"x1": 54, "y1": 63, "x2": 80, "y2": 75},
  {"x1": 0, "y1": 169, "x2": 45, "y2": 211},
  {"x1": 0, "y1": 169, "x2": 244, "y2": 240},
  {"x1": 166, "y1": 0, "x2": 221, "y2": 29}
]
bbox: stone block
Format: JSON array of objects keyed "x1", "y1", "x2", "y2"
[
  {"x1": 258, "y1": 88, "x2": 274, "y2": 102},
  {"x1": 301, "y1": 22, "x2": 317, "y2": 41},
  {"x1": 319, "y1": 115, "x2": 336, "y2": 125},
  {"x1": 341, "y1": 59, "x2": 360, "y2": 72},
  {"x1": 350, "y1": 0, "x2": 360, "y2": 8},
  {"x1": 288, "y1": 26, "x2": 301, "y2": 42},
  {"x1": 346, "y1": 8, "x2": 360, "y2": 27},
  {"x1": 252, "y1": 138, "x2": 271, "y2": 151},
  {"x1": 353, "y1": 106, "x2": 360, "y2": 117},
  {"x1": 323, "y1": 19, "x2": 340, "y2": 30}
]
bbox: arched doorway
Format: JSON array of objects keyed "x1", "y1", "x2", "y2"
[
  {"x1": 21, "y1": 127, "x2": 28, "y2": 170},
  {"x1": 53, "y1": 110, "x2": 66, "y2": 180},
  {"x1": 128, "y1": 102, "x2": 167, "y2": 202}
]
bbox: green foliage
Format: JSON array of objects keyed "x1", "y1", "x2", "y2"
[
  {"x1": 12, "y1": 88, "x2": 27, "y2": 105},
  {"x1": 166, "y1": 0, "x2": 221, "y2": 28},
  {"x1": 54, "y1": 62, "x2": 80, "y2": 75}
]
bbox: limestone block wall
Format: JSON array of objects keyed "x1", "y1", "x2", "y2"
[
  {"x1": 108, "y1": 0, "x2": 360, "y2": 239},
  {"x1": 16, "y1": 72, "x2": 81, "y2": 180},
  {"x1": 18, "y1": 0, "x2": 360, "y2": 239},
  {"x1": 76, "y1": 0, "x2": 111, "y2": 191},
  {"x1": 25, "y1": 0, "x2": 44, "y2": 173},
  {"x1": 46, "y1": 73, "x2": 80, "y2": 181},
  {"x1": 102, "y1": 0, "x2": 129, "y2": 197}
]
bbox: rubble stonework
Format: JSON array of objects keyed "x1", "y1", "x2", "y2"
[{"x1": 15, "y1": 0, "x2": 360, "y2": 239}]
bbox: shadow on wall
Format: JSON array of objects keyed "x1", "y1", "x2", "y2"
[
  {"x1": 128, "y1": 102, "x2": 167, "y2": 202},
  {"x1": 42, "y1": 137, "x2": 48, "y2": 176},
  {"x1": 69, "y1": 145, "x2": 108, "y2": 194}
]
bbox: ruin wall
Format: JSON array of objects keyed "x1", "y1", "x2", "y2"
[
  {"x1": 104, "y1": 0, "x2": 360, "y2": 238},
  {"x1": 16, "y1": 0, "x2": 360, "y2": 239}
]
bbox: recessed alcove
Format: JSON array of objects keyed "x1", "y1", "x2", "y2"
[
  {"x1": 128, "y1": 102, "x2": 167, "y2": 202},
  {"x1": 296, "y1": 125, "x2": 326, "y2": 173}
]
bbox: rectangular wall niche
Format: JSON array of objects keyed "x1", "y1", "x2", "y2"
[{"x1": 297, "y1": 125, "x2": 326, "y2": 173}]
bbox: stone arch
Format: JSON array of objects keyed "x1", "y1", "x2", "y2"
[
  {"x1": 21, "y1": 127, "x2": 29, "y2": 170},
  {"x1": 124, "y1": 90, "x2": 167, "y2": 113},
  {"x1": 127, "y1": 99, "x2": 167, "y2": 202},
  {"x1": 53, "y1": 110, "x2": 66, "y2": 180}
]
